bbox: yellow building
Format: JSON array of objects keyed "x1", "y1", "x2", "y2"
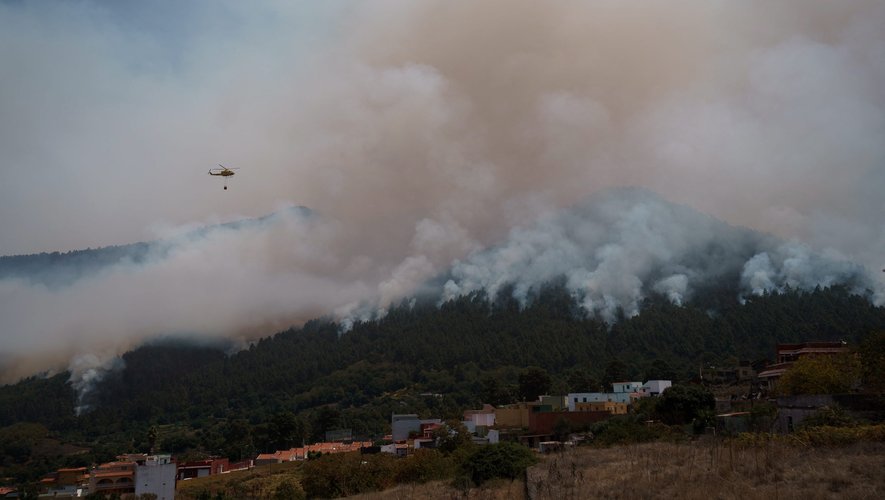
[
  {"x1": 494, "y1": 402, "x2": 539, "y2": 428},
  {"x1": 575, "y1": 401, "x2": 627, "y2": 415}
]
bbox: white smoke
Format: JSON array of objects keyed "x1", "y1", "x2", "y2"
[
  {"x1": 0, "y1": 207, "x2": 375, "y2": 385},
  {"x1": 441, "y1": 188, "x2": 879, "y2": 322},
  {"x1": 0, "y1": 1, "x2": 884, "y2": 392},
  {"x1": 68, "y1": 353, "x2": 125, "y2": 416},
  {"x1": 740, "y1": 242, "x2": 872, "y2": 297}
]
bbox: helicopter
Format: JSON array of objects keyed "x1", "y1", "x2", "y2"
[{"x1": 208, "y1": 164, "x2": 239, "y2": 190}]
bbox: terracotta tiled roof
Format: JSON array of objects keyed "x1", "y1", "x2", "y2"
[
  {"x1": 258, "y1": 441, "x2": 372, "y2": 461},
  {"x1": 93, "y1": 471, "x2": 133, "y2": 479},
  {"x1": 96, "y1": 461, "x2": 136, "y2": 468}
]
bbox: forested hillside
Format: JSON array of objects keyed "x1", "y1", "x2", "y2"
[
  {"x1": 0, "y1": 206, "x2": 311, "y2": 286},
  {"x1": 1, "y1": 284, "x2": 883, "y2": 481}
]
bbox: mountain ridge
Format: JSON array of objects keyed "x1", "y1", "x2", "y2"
[{"x1": 0, "y1": 205, "x2": 313, "y2": 287}]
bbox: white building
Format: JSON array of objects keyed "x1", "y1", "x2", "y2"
[
  {"x1": 612, "y1": 381, "x2": 644, "y2": 393},
  {"x1": 567, "y1": 393, "x2": 608, "y2": 412},
  {"x1": 463, "y1": 404, "x2": 496, "y2": 428},
  {"x1": 607, "y1": 392, "x2": 635, "y2": 404},
  {"x1": 135, "y1": 454, "x2": 176, "y2": 500},
  {"x1": 641, "y1": 380, "x2": 672, "y2": 396},
  {"x1": 568, "y1": 381, "x2": 658, "y2": 410},
  {"x1": 487, "y1": 429, "x2": 500, "y2": 444}
]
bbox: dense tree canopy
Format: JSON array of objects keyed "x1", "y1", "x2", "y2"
[
  {"x1": 0, "y1": 284, "x2": 883, "y2": 483},
  {"x1": 518, "y1": 366, "x2": 552, "y2": 401},
  {"x1": 460, "y1": 442, "x2": 537, "y2": 486},
  {"x1": 655, "y1": 384, "x2": 716, "y2": 425}
]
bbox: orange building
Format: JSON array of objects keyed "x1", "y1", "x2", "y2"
[
  {"x1": 89, "y1": 461, "x2": 136, "y2": 497},
  {"x1": 40, "y1": 466, "x2": 88, "y2": 486},
  {"x1": 255, "y1": 441, "x2": 372, "y2": 465},
  {"x1": 758, "y1": 341, "x2": 850, "y2": 390}
]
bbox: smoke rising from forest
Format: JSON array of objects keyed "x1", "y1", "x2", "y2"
[
  {"x1": 1, "y1": 1, "x2": 884, "y2": 391},
  {"x1": 442, "y1": 188, "x2": 878, "y2": 321}
]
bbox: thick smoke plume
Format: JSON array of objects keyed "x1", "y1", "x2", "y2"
[
  {"x1": 1, "y1": 1, "x2": 884, "y2": 389},
  {"x1": 442, "y1": 188, "x2": 877, "y2": 322}
]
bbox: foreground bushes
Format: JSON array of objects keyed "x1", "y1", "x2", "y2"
[
  {"x1": 301, "y1": 452, "x2": 399, "y2": 498},
  {"x1": 459, "y1": 442, "x2": 538, "y2": 486},
  {"x1": 590, "y1": 417, "x2": 683, "y2": 445},
  {"x1": 301, "y1": 449, "x2": 459, "y2": 498},
  {"x1": 300, "y1": 441, "x2": 540, "y2": 497}
]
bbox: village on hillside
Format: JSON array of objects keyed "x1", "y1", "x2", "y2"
[{"x1": 12, "y1": 340, "x2": 877, "y2": 499}]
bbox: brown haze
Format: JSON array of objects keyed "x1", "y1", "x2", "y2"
[{"x1": 0, "y1": 1, "x2": 883, "y2": 387}]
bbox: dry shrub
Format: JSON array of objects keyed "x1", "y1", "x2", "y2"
[
  {"x1": 353, "y1": 434, "x2": 885, "y2": 499},
  {"x1": 521, "y1": 440, "x2": 885, "y2": 500},
  {"x1": 732, "y1": 423, "x2": 885, "y2": 449},
  {"x1": 795, "y1": 424, "x2": 885, "y2": 446}
]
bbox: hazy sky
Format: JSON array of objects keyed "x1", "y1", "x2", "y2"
[{"x1": 1, "y1": 1, "x2": 884, "y2": 383}]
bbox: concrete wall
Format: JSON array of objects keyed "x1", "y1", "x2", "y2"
[
  {"x1": 528, "y1": 411, "x2": 609, "y2": 435},
  {"x1": 495, "y1": 407, "x2": 530, "y2": 428},
  {"x1": 612, "y1": 382, "x2": 643, "y2": 393},
  {"x1": 135, "y1": 461, "x2": 176, "y2": 500},
  {"x1": 642, "y1": 380, "x2": 672, "y2": 395}
]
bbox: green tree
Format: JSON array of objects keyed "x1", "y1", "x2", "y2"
[
  {"x1": 394, "y1": 449, "x2": 454, "y2": 484},
  {"x1": 566, "y1": 368, "x2": 601, "y2": 392},
  {"x1": 221, "y1": 418, "x2": 254, "y2": 461},
  {"x1": 631, "y1": 396, "x2": 659, "y2": 421},
  {"x1": 480, "y1": 375, "x2": 513, "y2": 406},
  {"x1": 602, "y1": 360, "x2": 629, "y2": 388},
  {"x1": 273, "y1": 479, "x2": 305, "y2": 500},
  {"x1": 655, "y1": 384, "x2": 715, "y2": 425},
  {"x1": 302, "y1": 453, "x2": 397, "y2": 498},
  {"x1": 552, "y1": 417, "x2": 572, "y2": 442},
  {"x1": 271, "y1": 411, "x2": 306, "y2": 449},
  {"x1": 777, "y1": 353, "x2": 862, "y2": 395},
  {"x1": 644, "y1": 359, "x2": 676, "y2": 381},
  {"x1": 590, "y1": 417, "x2": 663, "y2": 445},
  {"x1": 859, "y1": 331, "x2": 885, "y2": 392},
  {"x1": 147, "y1": 425, "x2": 158, "y2": 454},
  {"x1": 460, "y1": 442, "x2": 537, "y2": 486},
  {"x1": 0, "y1": 422, "x2": 48, "y2": 466},
  {"x1": 433, "y1": 420, "x2": 473, "y2": 455},
  {"x1": 518, "y1": 366, "x2": 551, "y2": 401},
  {"x1": 310, "y1": 406, "x2": 342, "y2": 442}
]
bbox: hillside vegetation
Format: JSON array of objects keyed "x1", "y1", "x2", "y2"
[
  {"x1": 349, "y1": 439, "x2": 885, "y2": 500},
  {"x1": 1, "y1": 284, "x2": 883, "y2": 483}
]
